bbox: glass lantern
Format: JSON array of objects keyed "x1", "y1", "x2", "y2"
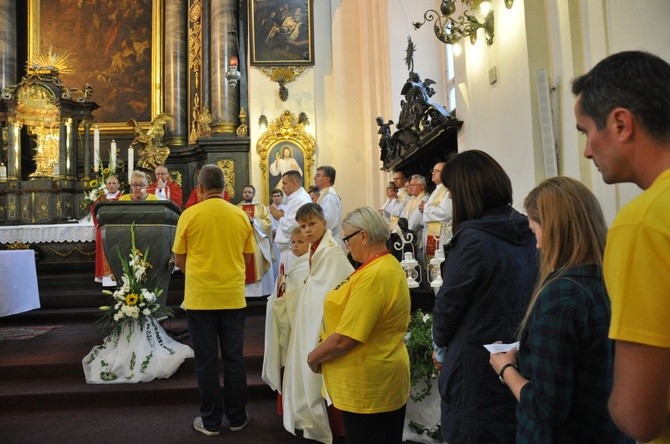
[
  {"x1": 400, "y1": 251, "x2": 421, "y2": 288},
  {"x1": 428, "y1": 248, "x2": 446, "y2": 288}
]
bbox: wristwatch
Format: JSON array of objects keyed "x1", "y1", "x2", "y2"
[{"x1": 498, "y1": 363, "x2": 518, "y2": 384}]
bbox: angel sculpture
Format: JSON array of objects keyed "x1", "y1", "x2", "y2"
[{"x1": 127, "y1": 113, "x2": 173, "y2": 170}]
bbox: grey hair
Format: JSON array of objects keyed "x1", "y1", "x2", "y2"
[
  {"x1": 130, "y1": 170, "x2": 149, "y2": 186},
  {"x1": 411, "y1": 174, "x2": 427, "y2": 187},
  {"x1": 342, "y1": 206, "x2": 390, "y2": 245}
]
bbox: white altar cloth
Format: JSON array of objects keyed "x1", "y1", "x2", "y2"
[
  {"x1": 0, "y1": 250, "x2": 40, "y2": 317},
  {"x1": 0, "y1": 221, "x2": 95, "y2": 244}
]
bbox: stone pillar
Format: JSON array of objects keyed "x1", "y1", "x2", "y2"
[
  {"x1": 67, "y1": 118, "x2": 77, "y2": 179},
  {"x1": 7, "y1": 120, "x2": 19, "y2": 179},
  {"x1": 0, "y1": 0, "x2": 17, "y2": 90},
  {"x1": 59, "y1": 120, "x2": 67, "y2": 179},
  {"x1": 209, "y1": 0, "x2": 239, "y2": 134},
  {"x1": 164, "y1": 0, "x2": 188, "y2": 146},
  {"x1": 82, "y1": 120, "x2": 92, "y2": 180}
]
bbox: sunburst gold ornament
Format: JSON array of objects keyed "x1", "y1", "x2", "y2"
[{"x1": 29, "y1": 47, "x2": 75, "y2": 74}]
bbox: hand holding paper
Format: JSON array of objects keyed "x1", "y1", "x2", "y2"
[{"x1": 483, "y1": 341, "x2": 519, "y2": 354}]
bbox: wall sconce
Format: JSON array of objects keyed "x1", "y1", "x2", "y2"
[
  {"x1": 414, "y1": 0, "x2": 513, "y2": 46},
  {"x1": 226, "y1": 56, "x2": 242, "y2": 88},
  {"x1": 298, "y1": 112, "x2": 310, "y2": 127},
  {"x1": 258, "y1": 114, "x2": 268, "y2": 131}
]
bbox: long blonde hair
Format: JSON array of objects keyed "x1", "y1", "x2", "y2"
[{"x1": 518, "y1": 176, "x2": 607, "y2": 336}]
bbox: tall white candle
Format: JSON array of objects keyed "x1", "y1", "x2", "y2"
[
  {"x1": 93, "y1": 127, "x2": 100, "y2": 172},
  {"x1": 127, "y1": 147, "x2": 134, "y2": 182},
  {"x1": 110, "y1": 140, "x2": 117, "y2": 171}
]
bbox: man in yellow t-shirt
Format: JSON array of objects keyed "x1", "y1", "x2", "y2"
[
  {"x1": 173, "y1": 164, "x2": 254, "y2": 437},
  {"x1": 573, "y1": 50, "x2": 670, "y2": 443}
]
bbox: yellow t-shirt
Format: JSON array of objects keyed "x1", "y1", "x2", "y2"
[
  {"x1": 172, "y1": 197, "x2": 254, "y2": 310},
  {"x1": 606, "y1": 168, "x2": 670, "y2": 443},
  {"x1": 118, "y1": 194, "x2": 159, "y2": 201},
  {"x1": 320, "y1": 253, "x2": 411, "y2": 413}
]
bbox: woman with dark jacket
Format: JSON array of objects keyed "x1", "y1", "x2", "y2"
[{"x1": 433, "y1": 150, "x2": 538, "y2": 443}]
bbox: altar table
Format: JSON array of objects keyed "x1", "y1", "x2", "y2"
[
  {"x1": 0, "y1": 250, "x2": 40, "y2": 317},
  {"x1": 0, "y1": 221, "x2": 95, "y2": 245}
]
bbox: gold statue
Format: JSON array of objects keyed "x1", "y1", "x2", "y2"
[
  {"x1": 127, "y1": 113, "x2": 173, "y2": 170},
  {"x1": 30, "y1": 126, "x2": 60, "y2": 178}
]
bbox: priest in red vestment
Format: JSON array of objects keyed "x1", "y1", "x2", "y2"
[
  {"x1": 90, "y1": 175, "x2": 123, "y2": 285},
  {"x1": 146, "y1": 164, "x2": 183, "y2": 207}
]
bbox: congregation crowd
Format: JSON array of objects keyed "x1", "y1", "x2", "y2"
[{"x1": 93, "y1": 50, "x2": 670, "y2": 443}]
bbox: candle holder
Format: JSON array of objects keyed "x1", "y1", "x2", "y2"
[
  {"x1": 401, "y1": 251, "x2": 421, "y2": 288},
  {"x1": 428, "y1": 248, "x2": 446, "y2": 288}
]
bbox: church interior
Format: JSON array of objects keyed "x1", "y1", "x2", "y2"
[{"x1": 0, "y1": 0, "x2": 669, "y2": 441}]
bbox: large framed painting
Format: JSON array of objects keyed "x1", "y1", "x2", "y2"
[
  {"x1": 249, "y1": 0, "x2": 315, "y2": 66},
  {"x1": 256, "y1": 110, "x2": 316, "y2": 204},
  {"x1": 28, "y1": 0, "x2": 163, "y2": 132}
]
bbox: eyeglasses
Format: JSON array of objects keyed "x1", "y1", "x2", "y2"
[
  {"x1": 342, "y1": 230, "x2": 362, "y2": 246},
  {"x1": 130, "y1": 183, "x2": 145, "y2": 188}
]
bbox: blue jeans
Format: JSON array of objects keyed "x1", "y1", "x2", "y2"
[{"x1": 187, "y1": 309, "x2": 247, "y2": 431}]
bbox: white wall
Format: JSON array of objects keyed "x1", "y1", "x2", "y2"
[{"x1": 246, "y1": 0, "x2": 670, "y2": 221}]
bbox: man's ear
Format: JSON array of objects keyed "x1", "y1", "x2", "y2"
[{"x1": 611, "y1": 107, "x2": 635, "y2": 142}]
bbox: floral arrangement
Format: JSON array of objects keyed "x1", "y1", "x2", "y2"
[
  {"x1": 406, "y1": 309, "x2": 442, "y2": 440},
  {"x1": 97, "y1": 226, "x2": 171, "y2": 335},
  {"x1": 82, "y1": 161, "x2": 116, "y2": 209},
  {"x1": 406, "y1": 309, "x2": 437, "y2": 402}
]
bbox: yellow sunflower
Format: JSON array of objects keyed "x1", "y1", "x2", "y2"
[
  {"x1": 102, "y1": 167, "x2": 110, "y2": 175},
  {"x1": 125, "y1": 293, "x2": 139, "y2": 306},
  {"x1": 89, "y1": 179, "x2": 99, "y2": 188}
]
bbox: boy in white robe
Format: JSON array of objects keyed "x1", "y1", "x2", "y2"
[
  {"x1": 282, "y1": 203, "x2": 354, "y2": 444},
  {"x1": 263, "y1": 227, "x2": 309, "y2": 390}
]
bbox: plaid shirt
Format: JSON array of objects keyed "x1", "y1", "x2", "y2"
[{"x1": 516, "y1": 264, "x2": 633, "y2": 444}]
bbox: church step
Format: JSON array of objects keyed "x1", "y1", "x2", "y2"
[
  {"x1": 0, "y1": 314, "x2": 273, "y2": 413},
  {"x1": 0, "y1": 366, "x2": 274, "y2": 412}
]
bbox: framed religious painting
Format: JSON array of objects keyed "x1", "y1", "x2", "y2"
[
  {"x1": 256, "y1": 110, "x2": 316, "y2": 204},
  {"x1": 249, "y1": 0, "x2": 315, "y2": 66},
  {"x1": 28, "y1": 0, "x2": 164, "y2": 132}
]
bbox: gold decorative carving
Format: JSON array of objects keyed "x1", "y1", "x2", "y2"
[
  {"x1": 7, "y1": 242, "x2": 31, "y2": 250},
  {"x1": 48, "y1": 246, "x2": 96, "y2": 258},
  {"x1": 29, "y1": 125, "x2": 60, "y2": 178},
  {"x1": 169, "y1": 171, "x2": 183, "y2": 187},
  {"x1": 256, "y1": 110, "x2": 316, "y2": 203},
  {"x1": 259, "y1": 66, "x2": 306, "y2": 101},
  {"x1": 188, "y1": 0, "x2": 202, "y2": 89},
  {"x1": 128, "y1": 113, "x2": 173, "y2": 170},
  {"x1": 216, "y1": 159, "x2": 236, "y2": 200},
  {"x1": 236, "y1": 108, "x2": 248, "y2": 137}
]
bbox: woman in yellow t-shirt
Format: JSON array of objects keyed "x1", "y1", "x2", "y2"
[
  {"x1": 307, "y1": 206, "x2": 411, "y2": 444},
  {"x1": 119, "y1": 170, "x2": 159, "y2": 202}
]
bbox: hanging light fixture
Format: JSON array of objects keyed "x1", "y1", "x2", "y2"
[{"x1": 413, "y1": 0, "x2": 514, "y2": 46}]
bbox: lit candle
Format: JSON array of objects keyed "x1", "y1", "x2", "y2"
[
  {"x1": 127, "y1": 147, "x2": 134, "y2": 182},
  {"x1": 110, "y1": 140, "x2": 117, "y2": 171},
  {"x1": 230, "y1": 56, "x2": 238, "y2": 67},
  {"x1": 93, "y1": 127, "x2": 100, "y2": 172}
]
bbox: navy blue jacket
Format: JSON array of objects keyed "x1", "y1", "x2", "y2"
[{"x1": 433, "y1": 205, "x2": 538, "y2": 444}]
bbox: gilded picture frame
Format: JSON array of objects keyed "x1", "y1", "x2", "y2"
[
  {"x1": 256, "y1": 110, "x2": 316, "y2": 204},
  {"x1": 28, "y1": 0, "x2": 163, "y2": 132},
  {"x1": 249, "y1": 0, "x2": 315, "y2": 66}
]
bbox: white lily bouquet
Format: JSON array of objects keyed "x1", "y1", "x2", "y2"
[
  {"x1": 97, "y1": 227, "x2": 170, "y2": 333},
  {"x1": 82, "y1": 226, "x2": 193, "y2": 384}
]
